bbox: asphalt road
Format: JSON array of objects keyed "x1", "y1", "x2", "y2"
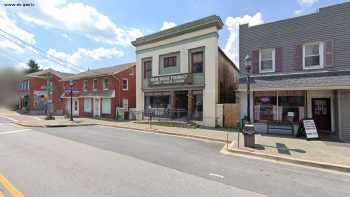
[{"x1": 0, "y1": 117, "x2": 349, "y2": 197}]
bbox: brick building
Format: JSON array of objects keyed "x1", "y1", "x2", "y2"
[
  {"x1": 16, "y1": 69, "x2": 72, "y2": 115},
  {"x1": 61, "y1": 63, "x2": 136, "y2": 119}
]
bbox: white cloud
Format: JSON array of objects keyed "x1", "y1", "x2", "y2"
[
  {"x1": 0, "y1": 7, "x2": 35, "y2": 54},
  {"x1": 14, "y1": 62, "x2": 27, "y2": 71},
  {"x1": 61, "y1": 33, "x2": 71, "y2": 40},
  {"x1": 160, "y1": 21, "x2": 177, "y2": 30},
  {"x1": 224, "y1": 12, "x2": 264, "y2": 66},
  {"x1": 294, "y1": 9, "x2": 303, "y2": 16},
  {"x1": 298, "y1": 0, "x2": 318, "y2": 7},
  {"x1": 15, "y1": 0, "x2": 143, "y2": 46},
  {"x1": 46, "y1": 47, "x2": 124, "y2": 72}
]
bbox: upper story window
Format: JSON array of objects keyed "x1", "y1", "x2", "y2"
[
  {"x1": 93, "y1": 79, "x2": 97, "y2": 90},
  {"x1": 303, "y1": 42, "x2": 324, "y2": 69},
  {"x1": 259, "y1": 48, "x2": 275, "y2": 73},
  {"x1": 122, "y1": 79, "x2": 128, "y2": 91},
  {"x1": 83, "y1": 80, "x2": 88, "y2": 91},
  {"x1": 103, "y1": 79, "x2": 109, "y2": 90},
  {"x1": 191, "y1": 50, "x2": 204, "y2": 73},
  {"x1": 143, "y1": 59, "x2": 152, "y2": 79},
  {"x1": 163, "y1": 56, "x2": 177, "y2": 68}
]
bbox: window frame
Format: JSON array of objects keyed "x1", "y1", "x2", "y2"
[
  {"x1": 122, "y1": 79, "x2": 128, "y2": 91},
  {"x1": 103, "y1": 79, "x2": 109, "y2": 90},
  {"x1": 93, "y1": 79, "x2": 97, "y2": 91},
  {"x1": 122, "y1": 99, "x2": 129, "y2": 109},
  {"x1": 303, "y1": 42, "x2": 324, "y2": 70},
  {"x1": 101, "y1": 98, "x2": 111, "y2": 114},
  {"x1": 191, "y1": 51, "x2": 204, "y2": 73},
  {"x1": 83, "y1": 98, "x2": 92, "y2": 113},
  {"x1": 143, "y1": 59, "x2": 152, "y2": 79},
  {"x1": 83, "y1": 80, "x2": 88, "y2": 91},
  {"x1": 163, "y1": 55, "x2": 177, "y2": 68},
  {"x1": 259, "y1": 48, "x2": 276, "y2": 73}
]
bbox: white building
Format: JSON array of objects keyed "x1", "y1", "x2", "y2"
[{"x1": 132, "y1": 15, "x2": 239, "y2": 127}]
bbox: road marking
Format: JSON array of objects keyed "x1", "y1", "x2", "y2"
[
  {"x1": 0, "y1": 191, "x2": 5, "y2": 197},
  {"x1": 0, "y1": 175, "x2": 24, "y2": 197},
  {"x1": 209, "y1": 173, "x2": 224, "y2": 179},
  {"x1": 0, "y1": 115, "x2": 18, "y2": 122},
  {"x1": 0, "y1": 129, "x2": 31, "y2": 135}
]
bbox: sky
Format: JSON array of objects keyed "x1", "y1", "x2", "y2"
[{"x1": 0, "y1": 0, "x2": 347, "y2": 73}]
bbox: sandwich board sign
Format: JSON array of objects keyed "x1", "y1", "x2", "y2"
[{"x1": 303, "y1": 119, "x2": 319, "y2": 139}]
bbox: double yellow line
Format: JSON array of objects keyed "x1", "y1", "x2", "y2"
[{"x1": 0, "y1": 175, "x2": 24, "y2": 197}]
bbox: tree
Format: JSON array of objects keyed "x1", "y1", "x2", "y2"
[{"x1": 26, "y1": 59, "x2": 40, "y2": 73}]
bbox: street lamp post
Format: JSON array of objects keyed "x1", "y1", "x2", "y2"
[
  {"x1": 69, "y1": 80, "x2": 74, "y2": 121},
  {"x1": 244, "y1": 55, "x2": 252, "y2": 123}
]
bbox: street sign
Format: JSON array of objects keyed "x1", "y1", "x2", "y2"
[{"x1": 64, "y1": 89, "x2": 80, "y2": 94}]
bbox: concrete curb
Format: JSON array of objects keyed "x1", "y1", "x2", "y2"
[
  {"x1": 14, "y1": 122, "x2": 97, "y2": 128},
  {"x1": 98, "y1": 123, "x2": 230, "y2": 143},
  {"x1": 227, "y1": 147, "x2": 350, "y2": 173}
]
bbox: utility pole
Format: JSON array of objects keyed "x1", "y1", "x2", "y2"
[
  {"x1": 45, "y1": 74, "x2": 54, "y2": 120},
  {"x1": 69, "y1": 80, "x2": 74, "y2": 121}
]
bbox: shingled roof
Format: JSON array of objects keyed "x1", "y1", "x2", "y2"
[
  {"x1": 62, "y1": 62, "x2": 135, "y2": 81},
  {"x1": 25, "y1": 68, "x2": 73, "y2": 79},
  {"x1": 239, "y1": 70, "x2": 350, "y2": 91}
]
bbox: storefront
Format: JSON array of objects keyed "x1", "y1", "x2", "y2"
[
  {"x1": 253, "y1": 91, "x2": 305, "y2": 124},
  {"x1": 144, "y1": 89, "x2": 203, "y2": 120}
]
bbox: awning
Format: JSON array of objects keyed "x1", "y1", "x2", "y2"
[
  {"x1": 61, "y1": 90, "x2": 115, "y2": 99},
  {"x1": 239, "y1": 70, "x2": 350, "y2": 91}
]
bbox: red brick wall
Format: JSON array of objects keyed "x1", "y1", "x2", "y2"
[
  {"x1": 114, "y1": 65, "x2": 136, "y2": 109},
  {"x1": 62, "y1": 65, "x2": 136, "y2": 119}
]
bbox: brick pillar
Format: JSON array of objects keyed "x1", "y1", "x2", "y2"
[{"x1": 187, "y1": 91, "x2": 193, "y2": 119}]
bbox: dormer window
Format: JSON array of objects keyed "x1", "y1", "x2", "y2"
[
  {"x1": 303, "y1": 42, "x2": 324, "y2": 70},
  {"x1": 259, "y1": 48, "x2": 275, "y2": 73}
]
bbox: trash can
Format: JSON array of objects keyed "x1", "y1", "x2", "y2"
[{"x1": 243, "y1": 124, "x2": 256, "y2": 148}]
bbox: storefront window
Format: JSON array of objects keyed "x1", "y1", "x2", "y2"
[
  {"x1": 144, "y1": 95, "x2": 170, "y2": 109},
  {"x1": 254, "y1": 91, "x2": 277, "y2": 122},
  {"x1": 254, "y1": 91, "x2": 305, "y2": 123}
]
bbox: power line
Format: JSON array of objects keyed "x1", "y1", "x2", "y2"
[{"x1": 0, "y1": 28, "x2": 84, "y2": 73}]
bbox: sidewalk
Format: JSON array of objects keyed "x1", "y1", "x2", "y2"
[{"x1": 228, "y1": 133, "x2": 350, "y2": 173}]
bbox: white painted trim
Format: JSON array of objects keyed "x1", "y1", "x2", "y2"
[
  {"x1": 238, "y1": 85, "x2": 350, "y2": 92},
  {"x1": 337, "y1": 90, "x2": 342, "y2": 139},
  {"x1": 248, "y1": 69, "x2": 350, "y2": 78},
  {"x1": 302, "y1": 42, "x2": 324, "y2": 70},
  {"x1": 122, "y1": 79, "x2": 129, "y2": 91},
  {"x1": 259, "y1": 48, "x2": 275, "y2": 73}
]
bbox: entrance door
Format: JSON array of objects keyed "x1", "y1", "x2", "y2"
[
  {"x1": 66, "y1": 98, "x2": 79, "y2": 116},
  {"x1": 93, "y1": 98, "x2": 101, "y2": 117},
  {"x1": 312, "y1": 98, "x2": 331, "y2": 132}
]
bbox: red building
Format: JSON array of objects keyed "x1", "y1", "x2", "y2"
[
  {"x1": 16, "y1": 69, "x2": 72, "y2": 115},
  {"x1": 61, "y1": 63, "x2": 136, "y2": 119}
]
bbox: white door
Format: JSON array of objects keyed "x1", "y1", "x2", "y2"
[
  {"x1": 66, "y1": 98, "x2": 79, "y2": 116},
  {"x1": 93, "y1": 98, "x2": 101, "y2": 117}
]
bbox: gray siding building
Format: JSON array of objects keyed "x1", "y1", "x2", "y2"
[{"x1": 239, "y1": 2, "x2": 350, "y2": 141}]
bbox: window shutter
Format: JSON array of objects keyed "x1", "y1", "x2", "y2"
[
  {"x1": 252, "y1": 50, "x2": 259, "y2": 74},
  {"x1": 275, "y1": 47, "x2": 283, "y2": 72},
  {"x1": 325, "y1": 40, "x2": 333, "y2": 66},
  {"x1": 294, "y1": 45, "x2": 303, "y2": 71}
]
